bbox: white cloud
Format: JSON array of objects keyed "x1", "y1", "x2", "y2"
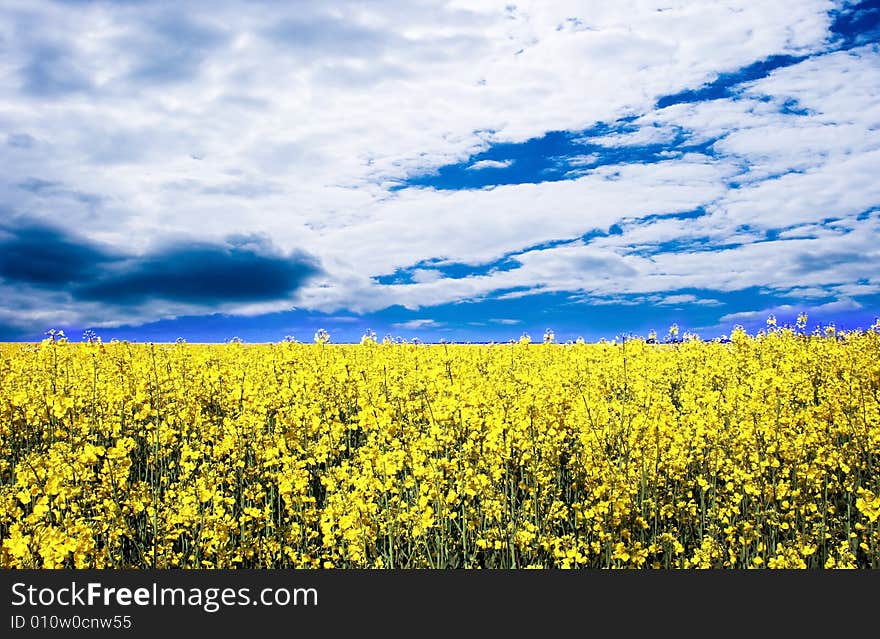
[
  {"x1": 336, "y1": 209, "x2": 880, "y2": 314},
  {"x1": 587, "y1": 124, "x2": 679, "y2": 147},
  {"x1": 565, "y1": 153, "x2": 600, "y2": 166},
  {"x1": 410, "y1": 269, "x2": 443, "y2": 283},
  {"x1": 654, "y1": 294, "x2": 721, "y2": 306},
  {"x1": 392, "y1": 319, "x2": 443, "y2": 329},
  {"x1": 467, "y1": 159, "x2": 513, "y2": 170},
  {"x1": 718, "y1": 298, "x2": 863, "y2": 324},
  {"x1": 3, "y1": 1, "x2": 877, "y2": 330}
]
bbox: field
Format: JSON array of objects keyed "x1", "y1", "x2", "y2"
[{"x1": 1, "y1": 326, "x2": 878, "y2": 569}]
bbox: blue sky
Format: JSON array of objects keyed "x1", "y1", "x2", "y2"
[{"x1": 1, "y1": 0, "x2": 878, "y2": 343}]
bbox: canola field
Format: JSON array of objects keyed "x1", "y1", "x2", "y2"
[{"x1": 1, "y1": 326, "x2": 879, "y2": 569}]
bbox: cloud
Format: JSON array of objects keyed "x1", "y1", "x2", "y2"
[
  {"x1": 306, "y1": 154, "x2": 731, "y2": 295},
  {"x1": 0, "y1": 221, "x2": 321, "y2": 329},
  {"x1": 718, "y1": 298, "x2": 863, "y2": 324},
  {"x1": 265, "y1": 14, "x2": 395, "y2": 60},
  {"x1": 467, "y1": 159, "x2": 514, "y2": 170},
  {"x1": 565, "y1": 154, "x2": 600, "y2": 167},
  {"x1": 20, "y1": 44, "x2": 93, "y2": 96},
  {"x1": 198, "y1": 180, "x2": 282, "y2": 199},
  {"x1": 16, "y1": 178, "x2": 61, "y2": 194},
  {"x1": 587, "y1": 124, "x2": 680, "y2": 148},
  {"x1": 392, "y1": 319, "x2": 443, "y2": 329},
  {"x1": 125, "y1": 12, "x2": 231, "y2": 85},
  {"x1": 653, "y1": 294, "x2": 722, "y2": 307},
  {"x1": 0, "y1": 321, "x2": 28, "y2": 341},
  {"x1": 410, "y1": 269, "x2": 443, "y2": 283},
  {"x1": 15, "y1": 177, "x2": 104, "y2": 207},
  {"x1": 76, "y1": 241, "x2": 320, "y2": 306},
  {"x1": 7, "y1": 133, "x2": 36, "y2": 149},
  {"x1": 0, "y1": 223, "x2": 117, "y2": 286},
  {"x1": 0, "y1": 1, "x2": 876, "y2": 336}
]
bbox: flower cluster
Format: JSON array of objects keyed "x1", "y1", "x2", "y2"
[{"x1": 1, "y1": 326, "x2": 878, "y2": 568}]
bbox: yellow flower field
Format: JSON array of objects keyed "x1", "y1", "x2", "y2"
[{"x1": 1, "y1": 325, "x2": 878, "y2": 569}]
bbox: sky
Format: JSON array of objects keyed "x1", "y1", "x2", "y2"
[{"x1": 1, "y1": 0, "x2": 879, "y2": 343}]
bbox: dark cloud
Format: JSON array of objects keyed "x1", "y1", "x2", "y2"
[
  {"x1": 0, "y1": 222, "x2": 321, "y2": 306},
  {"x1": 0, "y1": 223, "x2": 116, "y2": 286},
  {"x1": 77, "y1": 242, "x2": 320, "y2": 305},
  {"x1": 0, "y1": 321, "x2": 28, "y2": 341}
]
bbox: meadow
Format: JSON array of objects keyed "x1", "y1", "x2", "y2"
[{"x1": 1, "y1": 323, "x2": 878, "y2": 568}]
